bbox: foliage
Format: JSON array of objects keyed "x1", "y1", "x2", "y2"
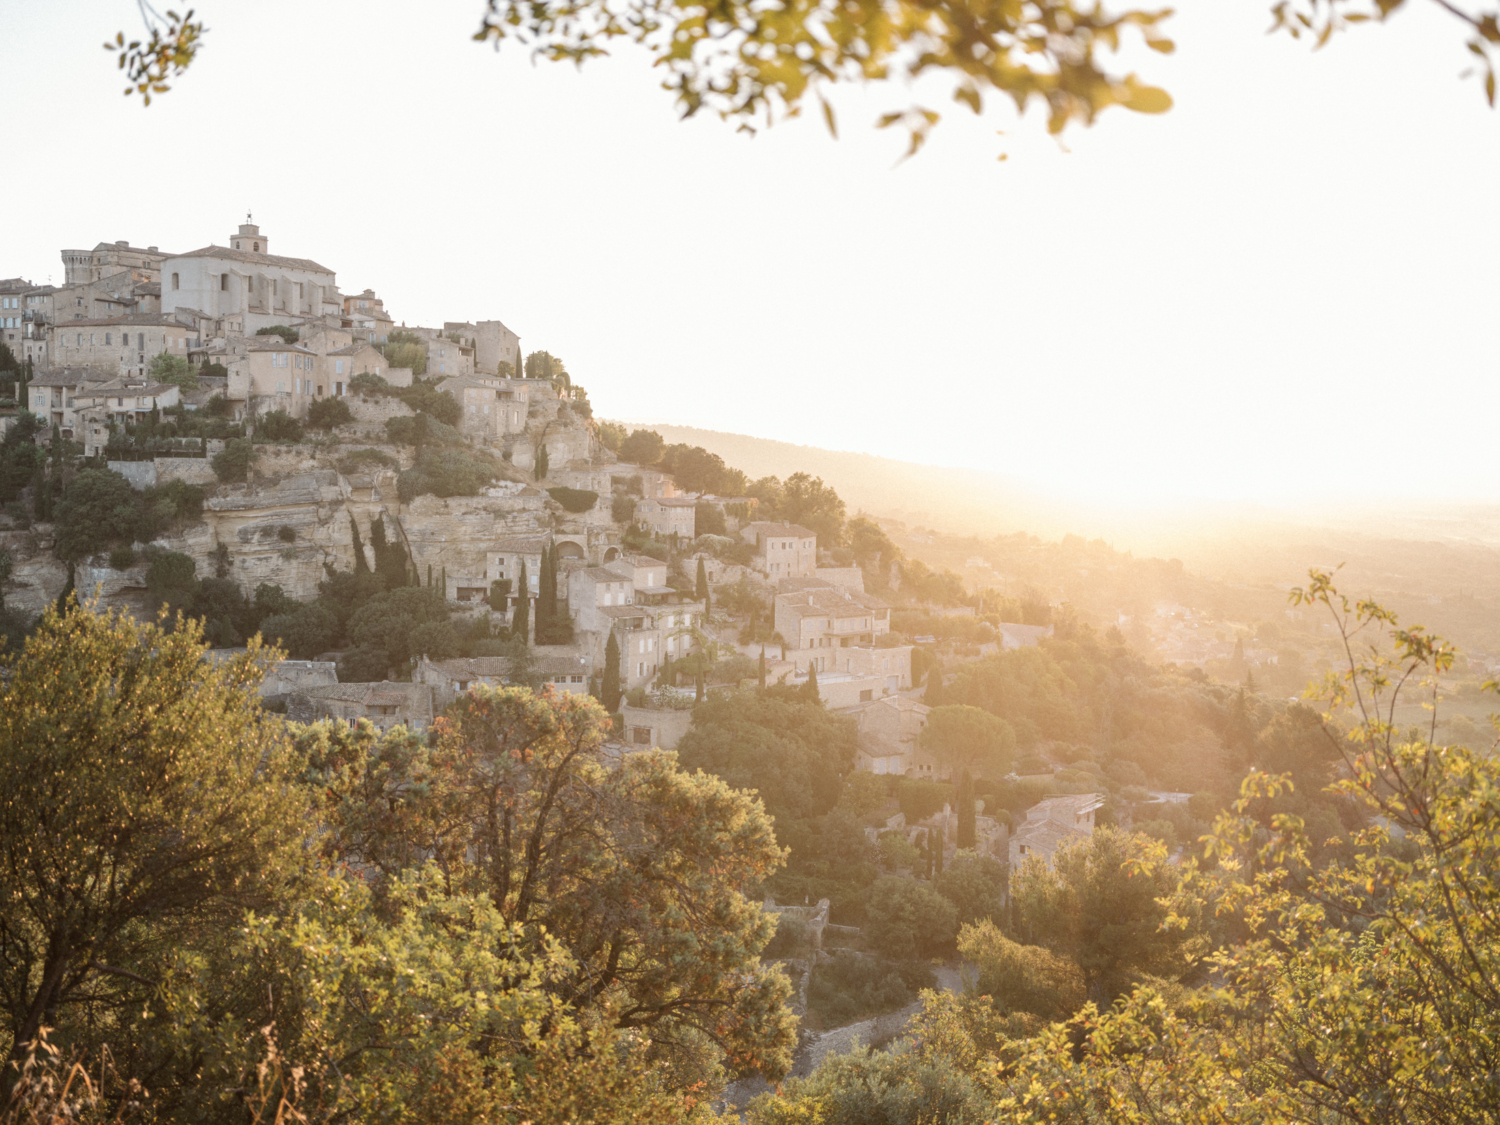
[
  {"x1": 696, "y1": 500, "x2": 727, "y2": 536},
  {"x1": 106, "y1": 5, "x2": 204, "y2": 106},
  {"x1": 397, "y1": 444, "x2": 500, "y2": 501},
  {"x1": 306, "y1": 395, "x2": 353, "y2": 429},
  {"x1": 958, "y1": 919, "x2": 1086, "y2": 1021},
  {"x1": 107, "y1": 544, "x2": 137, "y2": 570},
  {"x1": 349, "y1": 370, "x2": 393, "y2": 395},
  {"x1": 0, "y1": 602, "x2": 308, "y2": 1061},
  {"x1": 395, "y1": 379, "x2": 461, "y2": 426},
  {"x1": 603, "y1": 630, "x2": 622, "y2": 712},
  {"x1": 335, "y1": 446, "x2": 397, "y2": 475},
  {"x1": 806, "y1": 952, "x2": 935, "y2": 1029},
  {"x1": 144, "y1": 548, "x2": 200, "y2": 621},
  {"x1": 1012, "y1": 825, "x2": 1192, "y2": 1005},
  {"x1": 254, "y1": 324, "x2": 300, "y2": 343},
  {"x1": 535, "y1": 442, "x2": 550, "y2": 480},
  {"x1": 52, "y1": 469, "x2": 142, "y2": 562},
  {"x1": 618, "y1": 428, "x2": 665, "y2": 466},
  {"x1": 547, "y1": 486, "x2": 598, "y2": 512},
  {"x1": 749, "y1": 472, "x2": 847, "y2": 545},
  {"x1": 302, "y1": 687, "x2": 798, "y2": 1083},
  {"x1": 922, "y1": 704, "x2": 1016, "y2": 780},
  {"x1": 148, "y1": 351, "x2": 197, "y2": 389},
  {"x1": 259, "y1": 602, "x2": 340, "y2": 659},
  {"x1": 864, "y1": 875, "x2": 958, "y2": 959},
  {"x1": 348, "y1": 585, "x2": 451, "y2": 669},
  {"x1": 523, "y1": 349, "x2": 565, "y2": 380},
  {"x1": 611, "y1": 493, "x2": 636, "y2": 524},
  {"x1": 381, "y1": 336, "x2": 428, "y2": 377},
  {"x1": 657, "y1": 443, "x2": 746, "y2": 496},
  {"x1": 254, "y1": 409, "x2": 303, "y2": 443},
  {"x1": 0, "y1": 412, "x2": 44, "y2": 505},
  {"x1": 597, "y1": 420, "x2": 626, "y2": 452},
  {"x1": 747, "y1": 1039, "x2": 987, "y2": 1125},
  {"x1": 936, "y1": 849, "x2": 1008, "y2": 927},
  {"x1": 897, "y1": 778, "x2": 951, "y2": 823}
]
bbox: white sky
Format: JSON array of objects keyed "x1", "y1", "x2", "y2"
[{"x1": 4, "y1": 0, "x2": 1497, "y2": 509}]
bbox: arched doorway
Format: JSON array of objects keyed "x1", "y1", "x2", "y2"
[
  {"x1": 603, "y1": 546, "x2": 620, "y2": 562},
  {"x1": 556, "y1": 540, "x2": 586, "y2": 561}
]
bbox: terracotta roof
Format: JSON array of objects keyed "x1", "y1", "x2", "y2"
[
  {"x1": 170, "y1": 244, "x2": 335, "y2": 274},
  {"x1": 777, "y1": 586, "x2": 890, "y2": 620}
]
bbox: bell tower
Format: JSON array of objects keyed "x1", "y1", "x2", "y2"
[{"x1": 231, "y1": 211, "x2": 267, "y2": 255}]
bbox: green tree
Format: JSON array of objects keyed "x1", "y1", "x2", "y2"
[
  {"x1": 52, "y1": 468, "x2": 141, "y2": 562},
  {"x1": 803, "y1": 663, "x2": 820, "y2": 704},
  {"x1": 253, "y1": 324, "x2": 299, "y2": 343},
  {"x1": 696, "y1": 557, "x2": 711, "y2": 614},
  {"x1": 255, "y1": 409, "x2": 302, "y2": 442},
  {"x1": 145, "y1": 548, "x2": 200, "y2": 622},
  {"x1": 0, "y1": 603, "x2": 308, "y2": 1060},
  {"x1": 779, "y1": 472, "x2": 847, "y2": 547},
  {"x1": 211, "y1": 437, "x2": 254, "y2": 483},
  {"x1": 306, "y1": 395, "x2": 353, "y2": 429},
  {"x1": 1011, "y1": 825, "x2": 1187, "y2": 1005},
  {"x1": 864, "y1": 875, "x2": 959, "y2": 959},
  {"x1": 597, "y1": 420, "x2": 626, "y2": 452},
  {"x1": 512, "y1": 561, "x2": 530, "y2": 644},
  {"x1": 936, "y1": 849, "x2": 1008, "y2": 927},
  {"x1": 348, "y1": 586, "x2": 450, "y2": 669},
  {"x1": 618, "y1": 428, "x2": 665, "y2": 466},
  {"x1": 259, "y1": 602, "x2": 339, "y2": 659},
  {"x1": 148, "y1": 351, "x2": 197, "y2": 389},
  {"x1": 921, "y1": 704, "x2": 1016, "y2": 782},
  {"x1": 534, "y1": 442, "x2": 549, "y2": 480},
  {"x1": 302, "y1": 686, "x2": 797, "y2": 1085},
  {"x1": 350, "y1": 513, "x2": 370, "y2": 574},
  {"x1": 603, "y1": 631, "x2": 623, "y2": 713},
  {"x1": 954, "y1": 769, "x2": 977, "y2": 848}
]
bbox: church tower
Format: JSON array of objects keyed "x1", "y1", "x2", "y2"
[{"x1": 231, "y1": 213, "x2": 267, "y2": 255}]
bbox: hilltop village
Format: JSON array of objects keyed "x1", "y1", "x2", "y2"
[{"x1": 0, "y1": 220, "x2": 1018, "y2": 791}]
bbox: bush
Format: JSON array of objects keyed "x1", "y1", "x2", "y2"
[
  {"x1": 957, "y1": 919, "x2": 1085, "y2": 1020},
  {"x1": 897, "y1": 778, "x2": 951, "y2": 824},
  {"x1": 52, "y1": 469, "x2": 143, "y2": 563},
  {"x1": 610, "y1": 494, "x2": 636, "y2": 524},
  {"x1": 806, "y1": 951, "x2": 935, "y2": 1029},
  {"x1": 144, "y1": 549, "x2": 200, "y2": 620},
  {"x1": 864, "y1": 875, "x2": 958, "y2": 959},
  {"x1": 547, "y1": 487, "x2": 598, "y2": 513},
  {"x1": 212, "y1": 438, "x2": 255, "y2": 483},
  {"x1": 336, "y1": 447, "x2": 398, "y2": 475},
  {"x1": 306, "y1": 396, "x2": 353, "y2": 430},
  {"x1": 935, "y1": 850, "x2": 1008, "y2": 926},
  {"x1": 259, "y1": 603, "x2": 339, "y2": 660},
  {"x1": 397, "y1": 446, "x2": 500, "y2": 502},
  {"x1": 761, "y1": 915, "x2": 811, "y2": 960},
  {"x1": 254, "y1": 325, "x2": 299, "y2": 343},
  {"x1": 396, "y1": 381, "x2": 460, "y2": 426},
  {"x1": 385, "y1": 412, "x2": 464, "y2": 448},
  {"x1": 255, "y1": 410, "x2": 302, "y2": 443},
  {"x1": 349, "y1": 371, "x2": 394, "y2": 395},
  {"x1": 277, "y1": 525, "x2": 296, "y2": 543},
  {"x1": 108, "y1": 545, "x2": 137, "y2": 570},
  {"x1": 338, "y1": 645, "x2": 390, "y2": 682}
]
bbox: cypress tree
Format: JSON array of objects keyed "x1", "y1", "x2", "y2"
[
  {"x1": 55, "y1": 562, "x2": 75, "y2": 616},
  {"x1": 351, "y1": 514, "x2": 370, "y2": 573},
  {"x1": 535, "y1": 544, "x2": 554, "y2": 642},
  {"x1": 512, "y1": 561, "x2": 530, "y2": 644},
  {"x1": 535, "y1": 443, "x2": 549, "y2": 481},
  {"x1": 370, "y1": 516, "x2": 391, "y2": 586},
  {"x1": 934, "y1": 834, "x2": 944, "y2": 878},
  {"x1": 695, "y1": 669, "x2": 705, "y2": 703},
  {"x1": 32, "y1": 463, "x2": 47, "y2": 521},
  {"x1": 21, "y1": 356, "x2": 32, "y2": 401},
  {"x1": 803, "y1": 663, "x2": 820, "y2": 704},
  {"x1": 427, "y1": 563, "x2": 433, "y2": 588},
  {"x1": 925, "y1": 666, "x2": 945, "y2": 706},
  {"x1": 758, "y1": 644, "x2": 767, "y2": 690},
  {"x1": 441, "y1": 566, "x2": 447, "y2": 601},
  {"x1": 603, "y1": 630, "x2": 622, "y2": 713},
  {"x1": 695, "y1": 558, "x2": 709, "y2": 602},
  {"x1": 924, "y1": 830, "x2": 934, "y2": 880},
  {"x1": 956, "y1": 769, "x2": 976, "y2": 850}
]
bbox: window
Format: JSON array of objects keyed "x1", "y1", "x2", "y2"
[
  {"x1": 632, "y1": 727, "x2": 653, "y2": 745},
  {"x1": 295, "y1": 378, "x2": 301, "y2": 394},
  {"x1": 220, "y1": 274, "x2": 228, "y2": 291},
  {"x1": 137, "y1": 333, "x2": 144, "y2": 349},
  {"x1": 335, "y1": 381, "x2": 343, "y2": 396},
  {"x1": 171, "y1": 272, "x2": 179, "y2": 290},
  {"x1": 276, "y1": 381, "x2": 285, "y2": 393},
  {"x1": 105, "y1": 333, "x2": 112, "y2": 345},
  {"x1": 860, "y1": 690, "x2": 874, "y2": 703},
  {"x1": 335, "y1": 360, "x2": 344, "y2": 374},
  {"x1": 297, "y1": 283, "x2": 303, "y2": 298},
  {"x1": 253, "y1": 242, "x2": 259, "y2": 252},
  {"x1": 76, "y1": 333, "x2": 82, "y2": 346}
]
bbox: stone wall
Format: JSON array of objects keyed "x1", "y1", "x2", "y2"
[
  {"x1": 155, "y1": 457, "x2": 218, "y2": 487},
  {"x1": 346, "y1": 395, "x2": 413, "y2": 425},
  {"x1": 108, "y1": 460, "x2": 157, "y2": 489}
]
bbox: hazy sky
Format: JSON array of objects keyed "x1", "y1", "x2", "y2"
[{"x1": 5, "y1": 0, "x2": 1497, "y2": 507}]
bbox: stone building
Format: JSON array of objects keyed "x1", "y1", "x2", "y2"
[
  {"x1": 49, "y1": 314, "x2": 197, "y2": 379},
  {"x1": 568, "y1": 566, "x2": 637, "y2": 635},
  {"x1": 61, "y1": 240, "x2": 172, "y2": 286},
  {"x1": 72, "y1": 379, "x2": 181, "y2": 427},
  {"x1": 289, "y1": 681, "x2": 435, "y2": 733},
  {"x1": 774, "y1": 581, "x2": 892, "y2": 671},
  {"x1": 343, "y1": 289, "x2": 394, "y2": 343},
  {"x1": 618, "y1": 703, "x2": 693, "y2": 751},
  {"x1": 636, "y1": 496, "x2": 697, "y2": 539},
  {"x1": 425, "y1": 336, "x2": 473, "y2": 377},
  {"x1": 1009, "y1": 794, "x2": 1105, "y2": 869},
  {"x1": 26, "y1": 367, "x2": 111, "y2": 437},
  {"x1": 854, "y1": 695, "x2": 934, "y2": 775},
  {"x1": 436, "y1": 375, "x2": 529, "y2": 441},
  {"x1": 199, "y1": 335, "x2": 323, "y2": 419},
  {"x1": 475, "y1": 319, "x2": 521, "y2": 376},
  {"x1": 742, "y1": 522, "x2": 817, "y2": 579},
  {"x1": 413, "y1": 654, "x2": 590, "y2": 711},
  {"x1": 161, "y1": 218, "x2": 338, "y2": 337}
]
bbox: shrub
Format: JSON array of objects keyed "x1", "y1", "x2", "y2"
[
  {"x1": 259, "y1": 603, "x2": 339, "y2": 660},
  {"x1": 761, "y1": 915, "x2": 811, "y2": 960},
  {"x1": 338, "y1": 646, "x2": 390, "y2": 682},
  {"x1": 254, "y1": 325, "x2": 299, "y2": 343},
  {"x1": 958, "y1": 919, "x2": 1085, "y2": 1020},
  {"x1": 806, "y1": 951, "x2": 935, "y2": 1028},
  {"x1": 336, "y1": 447, "x2": 398, "y2": 475},
  {"x1": 108, "y1": 545, "x2": 137, "y2": 570},
  {"x1": 52, "y1": 469, "x2": 143, "y2": 562},
  {"x1": 255, "y1": 410, "x2": 302, "y2": 443},
  {"x1": 397, "y1": 446, "x2": 500, "y2": 502},
  {"x1": 349, "y1": 371, "x2": 393, "y2": 395},
  {"x1": 144, "y1": 549, "x2": 200, "y2": 620},
  {"x1": 306, "y1": 396, "x2": 353, "y2": 430},
  {"x1": 212, "y1": 438, "x2": 254, "y2": 483},
  {"x1": 547, "y1": 487, "x2": 598, "y2": 513},
  {"x1": 396, "y1": 381, "x2": 460, "y2": 426},
  {"x1": 935, "y1": 849, "x2": 1008, "y2": 926},
  {"x1": 610, "y1": 494, "x2": 635, "y2": 524},
  {"x1": 277, "y1": 525, "x2": 296, "y2": 543},
  {"x1": 878, "y1": 831, "x2": 921, "y2": 871},
  {"x1": 897, "y1": 778, "x2": 951, "y2": 824},
  {"x1": 864, "y1": 875, "x2": 958, "y2": 959},
  {"x1": 385, "y1": 412, "x2": 463, "y2": 448},
  {"x1": 146, "y1": 479, "x2": 204, "y2": 527},
  {"x1": 695, "y1": 501, "x2": 727, "y2": 536}
]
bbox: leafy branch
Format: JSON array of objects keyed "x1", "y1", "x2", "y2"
[{"x1": 105, "y1": 2, "x2": 205, "y2": 106}]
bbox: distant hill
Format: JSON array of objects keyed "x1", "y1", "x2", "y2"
[{"x1": 633, "y1": 423, "x2": 1500, "y2": 653}]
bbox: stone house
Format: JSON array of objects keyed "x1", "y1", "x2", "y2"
[
  {"x1": 26, "y1": 367, "x2": 111, "y2": 437},
  {"x1": 618, "y1": 703, "x2": 693, "y2": 751},
  {"x1": 342, "y1": 289, "x2": 394, "y2": 343},
  {"x1": 568, "y1": 566, "x2": 637, "y2": 635},
  {"x1": 774, "y1": 583, "x2": 892, "y2": 672},
  {"x1": 161, "y1": 219, "x2": 337, "y2": 338},
  {"x1": 199, "y1": 336, "x2": 323, "y2": 419},
  {"x1": 425, "y1": 337, "x2": 474, "y2": 377},
  {"x1": 635, "y1": 496, "x2": 697, "y2": 539},
  {"x1": 854, "y1": 695, "x2": 940, "y2": 776},
  {"x1": 49, "y1": 314, "x2": 197, "y2": 380},
  {"x1": 1008, "y1": 794, "x2": 1105, "y2": 869},
  {"x1": 72, "y1": 379, "x2": 182, "y2": 427},
  {"x1": 436, "y1": 375, "x2": 528, "y2": 441},
  {"x1": 492, "y1": 535, "x2": 548, "y2": 602},
  {"x1": 289, "y1": 681, "x2": 434, "y2": 733},
  {"x1": 413, "y1": 654, "x2": 590, "y2": 711},
  {"x1": 327, "y1": 344, "x2": 388, "y2": 387},
  {"x1": 62, "y1": 240, "x2": 172, "y2": 286},
  {"x1": 742, "y1": 522, "x2": 817, "y2": 579},
  {"x1": 474, "y1": 319, "x2": 522, "y2": 376}
]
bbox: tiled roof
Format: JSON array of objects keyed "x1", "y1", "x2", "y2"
[
  {"x1": 171, "y1": 244, "x2": 335, "y2": 274},
  {"x1": 302, "y1": 681, "x2": 430, "y2": 706},
  {"x1": 777, "y1": 586, "x2": 890, "y2": 620},
  {"x1": 27, "y1": 367, "x2": 111, "y2": 387},
  {"x1": 51, "y1": 314, "x2": 191, "y2": 329},
  {"x1": 747, "y1": 521, "x2": 816, "y2": 538},
  {"x1": 426, "y1": 655, "x2": 588, "y2": 679}
]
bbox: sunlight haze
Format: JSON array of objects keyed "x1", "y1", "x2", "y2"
[{"x1": 4, "y1": 0, "x2": 1497, "y2": 505}]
